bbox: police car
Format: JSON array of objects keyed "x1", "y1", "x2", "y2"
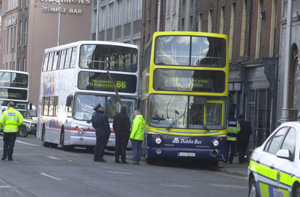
[{"x1": 248, "y1": 121, "x2": 300, "y2": 197}]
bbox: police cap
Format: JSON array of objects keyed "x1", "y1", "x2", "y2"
[{"x1": 93, "y1": 103, "x2": 101, "y2": 111}]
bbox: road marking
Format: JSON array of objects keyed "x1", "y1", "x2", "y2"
[
  {"x1": 40, "y1": 173, "x2": 62, "y2": 181},
  {"x1": 210, "y1": 184, "x2": 247, "y2": 189},
  {"x1": 0, "y1": 186, "x2": 12, "y2": 188},
  {"x1": 0, "y1": 137, "x2": 40, "y2": 147},
  {"x1": 161, "y1": 184, "x2": 191, "y2": 188},
  {"x1": 15, "y1": 140, "x2": 40, "y2": 147},
  {"x1": 106, "y1": 171, "x2": 132, "y2": 175},
  {"x1": 47, "y1": 156, "x2": 62, "y2": 160}
]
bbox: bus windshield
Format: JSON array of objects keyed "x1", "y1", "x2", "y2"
[
  {"x1": 154, "y1": 36, "x2": 226, "y2": 67},
  {"x1": 149, "y1": 94, "x2": 225, "y2": 130},
  {"x1": 0, "y1": 72, "x2": 28, "y2": 88},
  {"x1": 79, "y1": 44, "x2": 138, "y2": 72},
  {"x1": 73, "y1": 94, "x2": 136, "y2": 123}
]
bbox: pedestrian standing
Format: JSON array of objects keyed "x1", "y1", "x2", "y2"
[
  {"x1": 92, "y1": 104, "x2": 111, "y2": 162},
  {"x1": 129, "y1": 110, "x2": 145, "y2": 165},
  {"x1": 237, "y1": 114, "x2": 252, "y2": 164},
  {"x1": 0, "y1": 102, "x2": 24, "y2": 161},
  {"x1": 113, "y1": 105, "x2": 131, "y2": 164},
  {"x1": 226, "y1": 115, "x2": 240, "y2": 164}
]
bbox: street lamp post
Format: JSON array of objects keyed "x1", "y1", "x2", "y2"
[
  {"x1": 11, "y1": 15, "x2": 16, "y2": 70},
  {"x1": 42, "y1": 1, "x2": 61, "y2": 46},
  {"x1": 57, "y1": 0, "x2": 61, "y2": 46}
]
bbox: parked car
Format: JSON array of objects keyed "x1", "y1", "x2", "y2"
[
  {"x1": 248, "y1": 121, "x2": 300, "y2": 197},
  {"x1": 19, "y1": 109, "x2": 37, "y2": 137},
  {"x1": 0, "y1": 106, "x2": 37, "y2": 137}
]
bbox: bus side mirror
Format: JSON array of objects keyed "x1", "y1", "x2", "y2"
[{"x1": 66, "y1": 95, "x2": 73, "y2": 107}]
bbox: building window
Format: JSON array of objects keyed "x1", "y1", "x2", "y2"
[
  {"x1": 18, "y1": 58, "x2": 21, "y2": 70},
  {"x1": 198, "y1": 13, "x2": 202, "y2": 32},
  {"x1": 137, "y1": 0, "x2": 142, "y2": 19},
  {"x1": 189, "y1": 16, "x2": 193, "y2": 31},
  {"x1": 255, "y1": 0, "x2": 263, "y2": 59},
  {"x1": 23, "y1": 57, "x2": 26, "y2": 71},
  {"x1": 19, "y1": 21, "x2": 23, "y2": 47},
  {"x1": 219, "y1": 6, "x2": 225, "y2": 34},
  {"x1": 19, "y1": 0, "x2": 22, "y2": 9},
  {"x1": 229, "y1": 3, "x2": 236, "y2": 62},
  {"x1": 24, "y1": 19, "x2": 28, "y2": 45},
  {"x1": 208, "y1": 9, "x2": 212, "y2": 33},
  {"x1": 240, "y1": 0, "x2": 247, "y2": 57},
  {"x1": 118, "y1": 0, "x2": 123, "y2": 26},
  {"x1": 269, "y1": 0, "x2": 277, "y2": 57}
]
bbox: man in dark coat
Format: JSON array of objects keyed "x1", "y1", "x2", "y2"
[
  {"x1": 237, "y1": 114, "x2": 252, "y2": 164},
  {"x1": 92, "y1": 103, "x2": 111, "y2": 162},
  {"x1": 113, "y1": 105, "x2": 131, "y2": 164}
]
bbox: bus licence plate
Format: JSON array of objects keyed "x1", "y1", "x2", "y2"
[{"x1": 178, "y1": 152, "x2": 196, "y2": 157}]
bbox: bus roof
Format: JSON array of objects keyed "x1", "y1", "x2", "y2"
[
  {"x1": 153, "y1": 31, "x2": 228, "y2": 39},
  {"x1": 44, "y1": 40, "x2": 139, "y2": 54},
  {"x1": 0, "y1": 69, "x2": 29, "y2": 75}
]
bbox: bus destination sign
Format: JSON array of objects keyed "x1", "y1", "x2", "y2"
[{"x1": 78, "y1": 72, "x2": 137, "y2": 93}]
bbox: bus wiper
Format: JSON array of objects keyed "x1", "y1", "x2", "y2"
[
  {"x1": 199, "y1": 120, "x2": 209, "y2": 132},
  {"x1": 166, "y1": 113, "x2": 185, "y2": 131}
]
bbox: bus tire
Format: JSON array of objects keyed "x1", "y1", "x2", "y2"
[
  {"x1": 146, "y1": 158, "x2": 156, "y2": 165},
  {"x1": 41, "y1": 124, "x2": 46, "y2": 141},
  {"x1": 60, "y1": 127, "x2": 65, "y2": 146},
  {"x1": 18, "y1": 126, "x2": 28, "y2": 137},
  {"x1": 42, "y1": 141, "x2": 50, "y2": 147}
]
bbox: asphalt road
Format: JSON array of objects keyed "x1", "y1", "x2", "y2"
[{"x1": 0, "y1": 135, "x2": 248, "y2": 197}]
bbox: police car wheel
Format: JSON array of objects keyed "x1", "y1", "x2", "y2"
[
  {"x1": 18, "y1": 126, "x2": 28, "y2": 137},
  {"x1": 294, "y1": 186, "x2": 300, "y2": 197},
  {"x1": 248, "y1": 178, "x2": 258, "y2": 197}
]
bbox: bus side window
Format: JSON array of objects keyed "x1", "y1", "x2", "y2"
[
  {"x1": 53, "y1": 51, "x2": 59, "y2": 71},
  {"x1": 65, "y1": 48, "x2": 72, "y2": 69},
  {"x1": 70, "y1": 47, "x2": 77, "y2": 68},
  {"x1": 59, "y1": 49, "x2": 66, "y2": 69},
  {"x1": 43, "y1": 53, "x2": 49, "y2": 71},
  {"x1": 48, "y1": 52, "x2": 54, "y2": 71}
]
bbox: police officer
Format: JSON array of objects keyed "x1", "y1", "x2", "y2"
[
  {"x1": 92, "y1": 103, "x2": 111, "y2": 162},
  {"x1": 225, "y1": 115, "x2": 240, "y2": 164},
  {"x1": 237, "y1": 114, "x2": 252, "y2": 163},
  {"x1": 0, "y1": 102, "x2": 24, "y2": 161},
  {"x1": 113, "y1": 105, "x2": 131, "y2": 164}
]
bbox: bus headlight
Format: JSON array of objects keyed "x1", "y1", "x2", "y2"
[
  {"x1": 78, "y1": 128, "x2": 85, "y2": 135},
  {"x1": 213, "y1": 140, "x2": 219, "y2": 147},
  {"x1": 155, "y1": 137, "x2": 162, "y2": 144}
]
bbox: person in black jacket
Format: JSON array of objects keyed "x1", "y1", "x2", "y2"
[
  {"x1": 113, "y1": 105, "x2": 131, "y2": 164},
  {"x1": 92, "y1": 103, "x2": 111, "y2": 162},
  {"x1": 237, "y1": 114, "x2": 252, "y2": 164}
]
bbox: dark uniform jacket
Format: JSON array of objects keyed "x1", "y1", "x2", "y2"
[
  {"x1": 92, "y1": 111, "x2": 111, "y2": 137},
  {"x1": 238, "y1": 120, "x2": 252, "y2": 140},
  {"x1": 113, "y1": 112, "x2": 130, "y2": 134}
]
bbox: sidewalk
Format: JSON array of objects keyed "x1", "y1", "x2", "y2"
[{"x1": 217, "y1": 156, "x2": 248, "y2": 178}]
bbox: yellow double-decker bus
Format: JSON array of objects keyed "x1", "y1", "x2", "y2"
[{"x1": 141, "y1": 31, "x2": 228, "y2": 165}]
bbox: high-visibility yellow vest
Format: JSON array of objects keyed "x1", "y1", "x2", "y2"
[{"x1": 0, "y1": 107, "x2": 24, "y2": 133}]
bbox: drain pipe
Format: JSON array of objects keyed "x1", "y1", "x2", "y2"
[
  {"x1": 281, "y1": 0, "x2": 293, "y2": 123},
  {"x1": 157, "y1": 0, "x2": 161, "y2": 32}
]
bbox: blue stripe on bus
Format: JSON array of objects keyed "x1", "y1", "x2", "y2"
[{"x1": 155, "y1": 128, "x2": 220, "y2": 134}]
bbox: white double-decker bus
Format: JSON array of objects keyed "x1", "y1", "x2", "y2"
[
  {"x1": 0, "y1": 70, "x2": 29, "y2": 109},
  {"x1": 37, "y1": 41, "x2": 139, "y2": 150}
]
